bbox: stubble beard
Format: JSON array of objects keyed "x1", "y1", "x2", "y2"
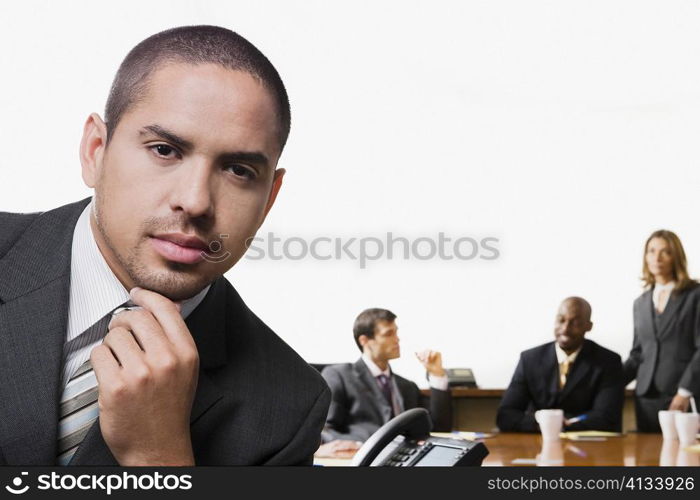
[{"x1": 93, "y1": 193, "x2": 209, "y2": 301}]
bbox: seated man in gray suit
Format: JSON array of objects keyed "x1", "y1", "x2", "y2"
[
  {"x1": 496, "y1": 297, "x2": 624, "y2": 432},
  {"x1": 0, "y1": 26, "x2": 329, "y2": 466},
  {"x1": 319, "y1": 308, "x2": 452, "y2": 449}
]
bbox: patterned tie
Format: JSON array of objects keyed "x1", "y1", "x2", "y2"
[
  {"x1": 56, "y1": 304, "x2": 130, "y2": 465},
  {"x1": 377, "y1": 374, "x2": 395, "y2": 418}
]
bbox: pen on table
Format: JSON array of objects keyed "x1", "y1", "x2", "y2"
[{"x1": 565, "y1": 414, "x2": 588, "y2": 425}]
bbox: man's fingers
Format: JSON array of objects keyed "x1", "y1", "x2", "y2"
[
  {"x1": 329, "y1": 440, "x2": 362, "y2": 451},
  {"x1": 415, "y1": 349, "x2": 440, "y2": 363},
  {"x1": 128, "y1": 287, "x2": 194, "y2": 349},
  {"x1": 102, "y1": 326, "x2": 146, "y2": 369},
  {"x1": 109, "y1": 309, "x2": 171, "y2": 355},
  {"x1": 90, "y1": 344, "x2": 120, "y2": 385}
]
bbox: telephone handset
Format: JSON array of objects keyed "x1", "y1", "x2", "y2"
[{"x1": 351, "y1": 408, "x2": 489, "y2": 467}]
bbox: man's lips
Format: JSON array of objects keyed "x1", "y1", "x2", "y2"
[{"x1": 150, "y1": 233, "x2": 209, "y2": 264}]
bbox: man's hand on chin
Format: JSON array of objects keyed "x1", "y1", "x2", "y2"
[{"x1": 90, "y1": 287, "x2": 199, "y2": 466}]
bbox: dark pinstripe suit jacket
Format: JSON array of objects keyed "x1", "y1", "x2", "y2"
[{"x1": 0, "y1": 197, "x2": 330, "y2": 465}]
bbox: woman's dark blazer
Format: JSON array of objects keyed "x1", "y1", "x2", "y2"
[{"x1": 623, "y1": 283, "x2": 700, "y2": 396}]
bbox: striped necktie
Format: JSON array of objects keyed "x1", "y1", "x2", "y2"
[{"x1": 56, "y1": 305, "x2": 129, "y2": 465}]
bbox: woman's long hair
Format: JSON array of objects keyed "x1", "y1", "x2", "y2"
[{"x1": 641, "y1": 229, "x2": 697, "y2": 293}]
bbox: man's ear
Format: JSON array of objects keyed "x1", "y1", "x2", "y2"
[
  {"x1": 358, "y1": 335, "x2": 371, "y2": 350},
  {"x1": 79, "y1": 113, "x2": 108, "y2": 188},
  {"x1": 260, "y1": 168, "x2": 285, "y2": 224},
  {"x1": 586, "y1": 321, "x2": 593, "y2": 333}
]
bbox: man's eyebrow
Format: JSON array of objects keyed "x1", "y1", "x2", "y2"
[
  {"x1": 139, "y1": 125, "x2": 193, "y2": 150},
  {"x1": 219, "y1": 152, "x2": 271, "y2": 170},
  {"x1": 140, "y1": 124, "x2": 272, "y2": 171}
]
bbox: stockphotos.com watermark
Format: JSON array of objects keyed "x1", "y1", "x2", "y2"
[
  {"x1": 226, "y1": 232, "x2": 501, "y2": 269},
  {"x1": 4, "y1": 470, "x2": 192, "y2": 495}
]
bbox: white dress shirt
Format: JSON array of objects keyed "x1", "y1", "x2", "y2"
[
  {"x1": 652, "y1": 281, "x2": 675, "y2": 313},
  {"x1": 61, "y1": 200, "x2": 210, "y2": 386}
]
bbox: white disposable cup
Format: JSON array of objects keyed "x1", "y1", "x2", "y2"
[
  {"x1": 674, "y1": 412, "x2": 699, "y2": 446},
  {"x1": 536, "y1": 441, "x2": 564, "y2": 466},
  {"x1": 658, "y1": 410, "x2": 680, "y2": 440},
  {"x1": 676, "y1": 447, "x2": 700, "y2": 467},
  {"x1": 535, "y1": 409, "x2": 563, "y2": 442},
  {"x1": 659, "y1": 439, "x2": 678, "y2": 466}
]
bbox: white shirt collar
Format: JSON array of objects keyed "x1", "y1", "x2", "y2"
[
  {"x1": 66, "y1": 200, "x2": 210, "y2": 343},
  {"x1": 554, "y1": 342, "x2": 582, "y2": 365},
  {"x1": 653, "y1": 281, "x2": 675, "y2": 304},
  {"x1": 654, "y1": 281, "x2": 676, "y2": 291},
  {"x1": 362, "y1": 353, "x2": 391, "y2": 378}
]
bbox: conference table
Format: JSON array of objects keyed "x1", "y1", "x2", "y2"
[
  {"x1": 482, "y1": 433, "x2": 698, "y2": 466},
  {"x1": 315, "y1": 433, "x2": 700, "y2": 466}
]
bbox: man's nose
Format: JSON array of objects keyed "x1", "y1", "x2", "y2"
[{"x1": 169, "y1": 159, "x2": 215, "y2": 219}]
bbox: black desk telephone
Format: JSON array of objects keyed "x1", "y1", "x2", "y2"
[{"x1": 351, "y1": 408, "x2": 489, "y2": 466}]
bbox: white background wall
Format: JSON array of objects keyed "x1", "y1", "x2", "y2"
[{"x1": 1, "y1": 1, "x2": 698, "y2": 388}]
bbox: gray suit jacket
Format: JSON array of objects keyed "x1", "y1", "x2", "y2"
[
  {"x1": 320, "y1": 359, "x2": 452, "y2": 442},
  {"x1": 0, "y1": 197, "x2": 331, "y2": 465},
  {"x1": 623, "y1": 284, "x2": 700, "y2": 396}
]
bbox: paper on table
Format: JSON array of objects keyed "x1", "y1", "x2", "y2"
[{"x1": 560, "y1": 431, "x2": 623, "y2": 439}]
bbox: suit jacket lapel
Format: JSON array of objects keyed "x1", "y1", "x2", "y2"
[
  {"x1": 0, "y1": 198, "x2": 90, "y2": 465},
  {"x1": 639, "y1": 290, "x2": 656, "y2": 338},
  {"x1": 70, "y1": 276, "x2": 229, "y2": 465},
  {"x1": 186, "y1": 277, "x2": 228, "y2": 423},
  {"x1": 543, "y1": 345, "x2": 560, "y2": 407},
  {"x1": 353, "y1": 359, "x2": 392, "y2": 422}
]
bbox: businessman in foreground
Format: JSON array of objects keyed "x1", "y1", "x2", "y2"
[
  {"x1": 0, "y1": 25, "x2": 330, "y2": 465},
  {"x1": 496, "y1": 297, "x2": 624, "y2": 432}
]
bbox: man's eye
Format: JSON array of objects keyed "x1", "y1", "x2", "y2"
[
  {"x1": 150, "y1": 144, "x2": 179, "y2": 159},
  {"x1": 225, "y1": 164, "x2": 256, "y2": 180}
]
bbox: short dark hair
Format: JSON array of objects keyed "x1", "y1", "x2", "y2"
[
  {"x1": 353, "y1": 308, "x2": 397, "y2": 352},
  {"x1": 104, "y1": 25, "x2": 291, "y2": 151}
]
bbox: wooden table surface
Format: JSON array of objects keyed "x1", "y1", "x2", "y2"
[
  {"x1": 315, "y1": 433, "x2": 700, "y2": 466},
  {"x1": 483, "y1": 433, "x2": 699, "y2": 466}
]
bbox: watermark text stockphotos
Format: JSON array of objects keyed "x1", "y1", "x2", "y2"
[{"x1": 235, "y1": 232, "x2": 500, "y2": 269}]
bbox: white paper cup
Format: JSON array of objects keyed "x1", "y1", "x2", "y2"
[
  {"x1": 659, "y1": 439, "x2": 678, "y2": 466},
  {"x1": 536, "y1": 440, "x2": 564, "y2": 466},
  {"x1": 676, "y1": 447, "x2": 700, "y2": 467},
  {"x1": 674, "y1": 412, "x2": 699, "y2": 446},
  {"x1": 535, "y1": 409, "x2": 563, "y2": 442},
  {"x1": 658, "y1": 410, "x2": 680, "y2": 440}
]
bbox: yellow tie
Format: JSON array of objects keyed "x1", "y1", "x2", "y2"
[{"x1": 559, "y1": 359, "x2": 570, "y2": 389}]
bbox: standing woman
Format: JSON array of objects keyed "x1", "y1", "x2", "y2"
[{"x1": 623, "y1": 230, "x2": 700, "y2": 432}]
